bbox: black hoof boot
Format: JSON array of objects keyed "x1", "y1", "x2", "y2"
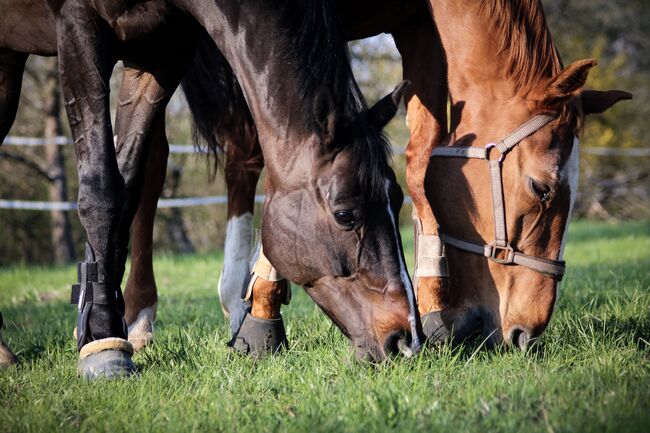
[
  {"x1": 422, "y1": 311, "x2": 451, "y2": 344},
  {"x1": 228, "y1": 313, "x2": 287, "y2": 357},
  {"x1": 78, "y1": 349, "x2": 136, "y2": 380}
]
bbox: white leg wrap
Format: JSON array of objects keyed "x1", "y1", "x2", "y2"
[
  {"x1": 243, "y1": 243, "x2": 290, "y2": 305},
  {"x1": 413, "y1": 215, "x2": 449, "y2": 279}
]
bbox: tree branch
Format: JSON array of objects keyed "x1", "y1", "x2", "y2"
[{"x1": 0, "y1": 150, "x2": 54, "y2": 182}]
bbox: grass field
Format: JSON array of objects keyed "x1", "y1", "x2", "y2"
[{"x1": 1, "y1": 220, "x2": 649, "y2": 433}]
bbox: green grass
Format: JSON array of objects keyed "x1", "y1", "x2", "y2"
[{"x1": 1, "y1": 220, "x2": 649, "y2": 433}]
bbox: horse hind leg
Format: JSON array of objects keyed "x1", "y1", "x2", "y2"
[
  {"x1": 122, "y1": 111, "x2": 168, "y2": 352},
  {"x1": 115, "y1": 59, "x2": 188, "y2": 351}
]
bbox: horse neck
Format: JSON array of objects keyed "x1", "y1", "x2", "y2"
[
  {"x1": 174, "y1": 0, "x2": 347, "y2": 185},
  {"x1": 430, "y1": 0, "x2": 556, "y2": 145}
]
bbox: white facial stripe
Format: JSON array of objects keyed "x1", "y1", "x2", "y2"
[
  {"x1": 558, "y1": 137, "x2": 580, "y2": 261},
  {"x1": 384, "y1": 180, "x2": 421, "y2": 349},
  {"x1": 218, "y1": 213, "x2": 254, "y2": 312}
]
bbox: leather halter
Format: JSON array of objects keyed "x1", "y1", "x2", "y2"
[{"x1": 430, "y1": 114, "x2": 566, "y2": 281}]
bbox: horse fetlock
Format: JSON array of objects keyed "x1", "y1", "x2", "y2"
[
  {"x1": 127, "y1": 304, "x2": 156, "y2": 352},
  {"x1": 416, "y1": 277, "x2": 449, "y2": 316},
  {"x1": 243, "y1": 244, "x2": 290, "y2": 320},
  {"x1": 249, "y1": 278, "x2": 289, "y2": 320},
  {"x1": 228, "y1": 313, "x2": 287, "y2": 357}
]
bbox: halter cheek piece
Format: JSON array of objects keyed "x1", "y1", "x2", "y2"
[{"x1": 429, "y1": 114, "x2": 566, "y2": 281}]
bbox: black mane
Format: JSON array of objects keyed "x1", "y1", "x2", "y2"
[
  {"x1": 273, "y1": 0, "x2": 392, "y2": 200},
  {"x1": 182, "y1": 0, "x2": 392, "y2": 199}
]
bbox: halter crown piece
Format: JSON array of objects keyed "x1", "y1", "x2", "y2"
[{"x1": 430, "y1": 114, "x2": 566, "y2": 281}]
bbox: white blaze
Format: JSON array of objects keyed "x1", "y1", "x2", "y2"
[
  {"x1": 559, "y1": 137, "x2": 580, "y2": 261},
  {"x1": 384, "y1": 181, "x2": 421, "y2": 350}
]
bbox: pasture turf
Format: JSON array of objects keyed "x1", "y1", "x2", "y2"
[{"x1": 1, "y1": 220, "x2": 649, "y2": 433}]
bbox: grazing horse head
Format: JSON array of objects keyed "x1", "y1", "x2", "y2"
[
  {"x1": 425, "y1": 0, "x2": 631, "y2": 348},
  {"x1": 182, "y1": 0, "x2": 423, "y2": 361},
  {"x1": 262, "y1": 82, "x2": 423, "y2": 361}
]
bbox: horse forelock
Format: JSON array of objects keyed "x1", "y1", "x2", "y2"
[{"x1": 350, "y1": 123, "x2": 393, "y2": 203}]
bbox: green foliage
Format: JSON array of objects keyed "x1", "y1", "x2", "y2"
[{"x1": 1, "y1": 221, "x2": 649, "y2": 432}]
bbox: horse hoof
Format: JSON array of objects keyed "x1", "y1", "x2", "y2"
[
  {"x1": 228, "y1": 313, "x2": 287, "y2": 357},
  {"x1": 128, "y1": 306, "x2": 156, "y2": 352},
  {"x1": 78, "y1": 350, "x2": 136, "y2": 379},
  {"x1": 78, "y1": 338, "x2": 136, "y2": 379},
  {"x1": 422, "y1": 311, "x2": 450, "y2": 344}
]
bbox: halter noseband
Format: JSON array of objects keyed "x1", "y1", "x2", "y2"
[{"x1": 430, "y1": 114, "x2": 566, "y2": 281}]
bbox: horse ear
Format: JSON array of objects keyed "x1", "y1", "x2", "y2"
[
  {"x1": 580, "y1": 89, "x2": 632, "y2": 115},
  {"x1": 365, "y1": 80, "x2": 412, "y2": 129},
  {"x1": 543, "y1": 59, "x2": 597, "y2": 106},
  {"x1": 313, "y1": 88, "x2": 336, "y2": 144}
]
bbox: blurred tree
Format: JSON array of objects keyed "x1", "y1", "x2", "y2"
[{"x1": 0, "y1": 57, "x2": 76, "y2": 264}]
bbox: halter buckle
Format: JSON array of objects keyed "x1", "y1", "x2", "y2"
[
  {"x1": 485, "y1": 143, "x2": 504, "y2": 162},
  {"x1": 488, "y1": 243, "x2": 515, "y2": 264}
]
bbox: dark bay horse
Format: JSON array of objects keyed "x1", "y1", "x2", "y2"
[
  {"x1": 1, "y1": 0, "x2": 423, "y2": 376},
  {"x1": 123, "y1": 0, "x2": 446, "y2": 348}
]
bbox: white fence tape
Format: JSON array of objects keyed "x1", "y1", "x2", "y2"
[
  {"x1": 0, "y1": 195, "x2": 264, "y2": 211},
  {"x1": 4, "y1": 135, "x2": 650, "y2": 156},
  {"x1": 0, "y1": 134, "x2": 642, "y2": 211},
  {"x1": 0, "y1": 195, "x2": 413, "y2": 211}
]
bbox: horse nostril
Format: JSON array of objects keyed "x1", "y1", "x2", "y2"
[
  {"x1": 384, "y1": 330, "x2": 415, "y2": 358},
  {"x1": 510, "y1": 327, "x2": 529, "y2": 350},
  {"x1": 382, "y1": 330, "x2": 403, "y2": 356}
]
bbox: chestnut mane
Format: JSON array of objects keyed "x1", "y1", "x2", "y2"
[{"x1": 480, "y1": 0, "x2": 563, "y2": 93}]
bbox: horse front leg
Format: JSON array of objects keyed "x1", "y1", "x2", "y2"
[
  {"x1": 220, "y1": 133, "x2": 290, "y2": 355},
  {"x1": 218, "y1": 131, "x2": 263, "y2": 334},
  {"x1": 393, "y1": 17, "x2": 451, "y2": 343},
  {"x1": 57, "y1": 2, "x2": 134, "y2": 379}
]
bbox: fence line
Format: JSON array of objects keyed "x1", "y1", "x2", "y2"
[
  {"x1": 0, "y1": 134, "x2": 642, "y2": 211},
  {"x1": 0, "y1": 195, "x2": 413, "y2": 211},
  {"x1": 4, "y1": 135, "x2": 650, "y2": 157}
]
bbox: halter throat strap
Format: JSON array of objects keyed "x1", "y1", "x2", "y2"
[{"x1": 430, "y1": 114, "x2": 566, "y2": 281}]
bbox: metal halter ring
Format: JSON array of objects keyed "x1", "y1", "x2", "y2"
[
  {"x1": 488, "y1": 243, "x2": 515, "y2": 264},
  {"x1": 485, "y1": 142, "x2": 505, "y2": 162}
]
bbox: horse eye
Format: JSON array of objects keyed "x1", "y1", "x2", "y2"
[
  {"x1": 529, "y1": 178, "x2": 552, "y2": 202},
  {"x1": 334, "y1": 210, "x2": 355, "y2": 227}
]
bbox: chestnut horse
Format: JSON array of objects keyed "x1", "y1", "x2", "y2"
[
  {"x1": 1, "y1": 0, "x2": 423, "y2": 377},
  {"x1": 419, "y1": 0, "x2": 631, "y2": 348}
]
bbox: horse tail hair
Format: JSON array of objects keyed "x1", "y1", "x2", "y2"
[{"x1": 181, "y1": 28, "x2": 259, "y2": 179}]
